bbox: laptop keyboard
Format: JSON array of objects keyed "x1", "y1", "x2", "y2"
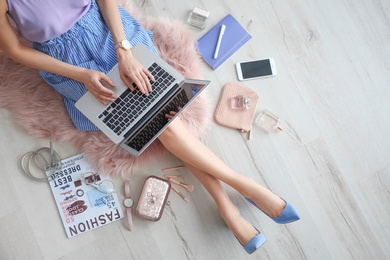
[
  {"x1": 125, "y1": 89, "x2": 189, "y2": 152},
  {"x1": 98, "y1": 62, "x2": 176, "y2": 135}
]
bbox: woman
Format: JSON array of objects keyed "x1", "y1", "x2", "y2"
[{"x1": 0, "y1": 0, "x2": 300, "y2": 254}]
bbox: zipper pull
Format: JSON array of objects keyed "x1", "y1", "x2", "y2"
[{"x1": 247, "y1": 126, "x2": 252, "y2": 140}]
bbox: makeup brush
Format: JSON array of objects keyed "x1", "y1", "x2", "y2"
[
  {"x1": 164, "y1": 174, "x2": 185, "y2": 179},
  {"x1": 162, "y1": 165, "x2": 184, "y2": 172},
  {"x1": 171, "y1": 186, "x2": 190, "y2": 203},
  {"x1": 169, "y1": 178, "x2": 194, "y2": 192}
]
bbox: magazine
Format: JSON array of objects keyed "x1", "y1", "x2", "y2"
[{"x1": 45, "y1": 153, "x2": 124, "y2": 238}]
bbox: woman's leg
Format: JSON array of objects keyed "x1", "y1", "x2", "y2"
[
  {"x1": 158, "y1": 118, "x2": 285, "y2": 218},
  {"x1": 184, "y1": 163, "x2": 259, "y2": 245}
]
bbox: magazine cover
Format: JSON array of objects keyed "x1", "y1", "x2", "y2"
[{"x1": 45, "y1": 153, "x2": 124, "y2": 238}]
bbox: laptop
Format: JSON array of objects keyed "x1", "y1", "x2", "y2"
[{"x1": 75, "y1": 43, "x2": 211, "y2": 156}]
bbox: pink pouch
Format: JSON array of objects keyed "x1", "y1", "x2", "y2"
[
  {"x1": 136, "y1": 176, "x2": 171, "y2": 221},
  {"x1": 214, "y1": 82, "x2": 260, "y2": 132}
]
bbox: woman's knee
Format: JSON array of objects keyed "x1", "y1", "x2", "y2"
[{"x1": 159, "y1": 119, "x2": 183, "y2": 141}]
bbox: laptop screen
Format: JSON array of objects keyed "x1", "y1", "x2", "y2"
[{"x1": 122, "y1": 79, "x2": 211, "y2": 156}]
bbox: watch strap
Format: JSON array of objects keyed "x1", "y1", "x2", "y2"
[
  {"x1": 114, "y1": 42, "x2": 121, "y2": 50},
  {"x1": 124, "y1": 180, "x2": 133, "y2": 231},
  {"x1": 115, "y1": 39, "x2": 132, "y2": 50}
]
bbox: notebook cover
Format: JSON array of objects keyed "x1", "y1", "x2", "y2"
[{"x1": 197, "y1": 14, "x2": 252, "y2": 70}]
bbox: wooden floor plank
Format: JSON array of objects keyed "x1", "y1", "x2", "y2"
[{"x1": 1, "y1": 0, "x2": 389, "y2": 259}]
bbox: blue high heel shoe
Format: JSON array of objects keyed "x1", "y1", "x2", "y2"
[
  {"x1": 237, "y1": 227, "x2": 267, "y2": 254},
  {"x1": 246, "y1": 198, "x2": 300, "y2": 224}
]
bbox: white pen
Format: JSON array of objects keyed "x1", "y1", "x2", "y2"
[{"x1": 213, "y1": 24, "x2": 226, "y2": 59}]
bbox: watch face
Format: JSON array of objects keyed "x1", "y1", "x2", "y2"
[
  {"x1": 121, "y1": 40, "x2": 131, "y2": 50},
  {"x1": 124, "y1": 198, "x2": 134, "y2": 208}
]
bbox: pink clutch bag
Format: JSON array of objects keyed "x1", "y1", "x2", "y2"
[
  {"x1": 214, "y1": 82, "x2": 260, "y2": 132},
  {"x1": 136, "y1": 176, "x2": 171, "y2": 221}
]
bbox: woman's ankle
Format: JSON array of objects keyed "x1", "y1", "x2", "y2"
[
  {"x1": 248, "y1": 195, "x2": 287, "y2": 218},
  {"x1": 218, "y1": 207, "x2": 259, "y2": 245},
  {"x1": 238, "y1": 179, "x2": 287, "y2": 218}
]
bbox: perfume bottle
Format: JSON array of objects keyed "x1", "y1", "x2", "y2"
[
  {"x1": 230, "y1": 95, "x2": 251, "y2": 110},
  {"x1": 255, "y1": 109, "x2": 283, "y2": 132},
  {"x1": 186, "y1": 7, "x2": 210, "y2": 30}
]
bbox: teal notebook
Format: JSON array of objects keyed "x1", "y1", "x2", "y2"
[{"x1": 197, "y1": 14, "x2": 252, "y2": 70}]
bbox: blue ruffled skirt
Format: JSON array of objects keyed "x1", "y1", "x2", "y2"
[{"x1": 33, "y1": 0, "x2": 158, "y2": 131}]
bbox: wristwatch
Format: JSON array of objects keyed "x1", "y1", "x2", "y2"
[
  {"x1": 123, "y1": 180, "x2": 134, "y2": 231},
  {"x1": 115, "y1": 39, "x2": 132, "y2": 51}
]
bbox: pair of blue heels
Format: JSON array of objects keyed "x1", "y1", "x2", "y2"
[{"x1": 241, "y1": 198, "x2": 300, "y2": 254}]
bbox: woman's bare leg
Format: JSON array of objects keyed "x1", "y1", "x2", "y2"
[
  {"x1": 185, "y1": 163, "x2": 259, "y2": 245},
  {"x1": 159, "y1": 118, "x2": 285, "y2": 218}
]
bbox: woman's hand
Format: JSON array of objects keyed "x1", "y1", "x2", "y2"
[
  {"x1": 117, "y1": 50, "x2": 155, "y2": 96},
  {"x1": 80, "y1": 69, "x2": 116, "y2": 104},
  {"x1": 165, "y1": 107, "x2": 182, "y2": 120},
  {"x1": 96, "y1": 0, "x2": 154, "y2": 95}
]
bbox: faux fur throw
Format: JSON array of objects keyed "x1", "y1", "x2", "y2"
[{"x1": 0, "y1": 1, "x2": 211, "y2": 178}]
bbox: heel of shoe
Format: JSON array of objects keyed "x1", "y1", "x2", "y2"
[
  {"x1": 245, "y1": 197, "x2": 300, "y2": 224},
  {"x1": 243, "y1": 231, "x2": 266, "y2": 254}
]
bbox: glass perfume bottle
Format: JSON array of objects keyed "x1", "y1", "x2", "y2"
[
  {"x1": 186, "y1": 7, "x2": 210, "y2": 30},
  {"x1": 255, "y1": 109, "x2": 283, "y2": 132},
  {"x1": 230, "y1": 95, "x2": 251, "y2": 110}
]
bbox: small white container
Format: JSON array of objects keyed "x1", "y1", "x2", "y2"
[{"x1": 186, "y1": 7, "x2": 210, "y2": 30}]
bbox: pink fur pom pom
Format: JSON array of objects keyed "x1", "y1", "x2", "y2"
[{"x1": 0, "y1": 2, "x2": 211, "y2": 179}]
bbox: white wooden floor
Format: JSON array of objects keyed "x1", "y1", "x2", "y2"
[{"x1": 1, "y1": 0, "x2": 390, "y2": 259}]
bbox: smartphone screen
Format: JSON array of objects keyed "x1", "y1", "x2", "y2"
[{"x1": 236, "y1": 59, "x2": 276, "y2": 81}]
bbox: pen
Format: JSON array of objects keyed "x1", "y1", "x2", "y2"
[{"x1": 213, "y1": 24, "x2": 226, "y2": 59}]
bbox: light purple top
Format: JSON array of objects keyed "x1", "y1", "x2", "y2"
[{"x1": 7, "y1": 0, "x2": 91, "y2": 42}]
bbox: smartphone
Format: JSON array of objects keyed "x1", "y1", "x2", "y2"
[{"x1": 236, "y1": 58, "x2": 277, "y2": 81}]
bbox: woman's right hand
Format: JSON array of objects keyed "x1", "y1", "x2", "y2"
[
  {"x1": 80, "y1": 69, "x2": 116, "y2": 105},
  {"x1": 165, "y1": 107, "x2": 182, "y2": 120}
]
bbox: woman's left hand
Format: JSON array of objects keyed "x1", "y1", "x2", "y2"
[{"x1": 117, "y1": 51, "x2": 155, "y2": 96}]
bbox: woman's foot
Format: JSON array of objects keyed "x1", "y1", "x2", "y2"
[
  {"x1": 241, "y1": 178, "x2": 287, "y2": 217},
  {"x1": 246, "y1": 197, "x2": 300, "y2": 224},
  {"x1": 219, "y1": 205, "x2": 265, "y2": 250},
  {"x1": 241, "y1": 227, "x2": 266, "y2": 254},
  {"x1": 242, "y1": 179, "x2": 300, "y2": 223}
]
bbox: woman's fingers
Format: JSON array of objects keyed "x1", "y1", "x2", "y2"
[
  {"x1": 121, "y1": 75, "x2": 135, "y2": 92},
  {"x1": 93, "y1": 87, "x2": 115, "y2": 104},
  {"x1": 118, "y1": 56, "x2": 154, "y2": 95},
  {"x1": 165, "y1": 107, "x2": 182, "y2": 120},
  {"x1": 95, "y1": 67, "x2": 155, "y2": 104},
  {"x1": 100, "y1": 74, "x2": 115, "y2": 89},
  {"x1": 81, "y1": 69, "x2": 118, "y2": 105},
  {"x1": 143, "y1": 68, "x2": 154, "y2": 92},
  {"x1": 131, "y1": 70, "x2": 154, "y2": 95},
  {"x1": 92, "y1": 77, "x2": 116, "y2": 104},
  {"x1": 133, "y1": 73, "x2": 149, "y2": 95}
]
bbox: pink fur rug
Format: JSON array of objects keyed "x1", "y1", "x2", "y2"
[{"x1": 0, "y1": 1, "x2": 211, "y2": 178}]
